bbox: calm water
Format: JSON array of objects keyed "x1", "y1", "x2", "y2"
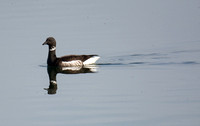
[{"x1": 0, "y1": 1, "x2": 200, "y2": 126}]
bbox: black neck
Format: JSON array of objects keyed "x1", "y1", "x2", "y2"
[{"x1": 47, "y1": 49, "x2": 57, "y2": 66}]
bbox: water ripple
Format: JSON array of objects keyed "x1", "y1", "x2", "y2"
[
  {"x1": 97, "y1": 63, "x2": 125, "y2": 66},
  {"x1": 100, "y1": 51, "x2": 200, "y2": 67}
]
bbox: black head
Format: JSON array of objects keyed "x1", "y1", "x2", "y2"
[{"x1": 42, "y1": 37, "x2": 56, "y2": 47}]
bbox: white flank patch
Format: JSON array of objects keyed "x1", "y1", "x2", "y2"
[
  {"x1": 83, "y1": 56, "x2": 100, "y2": 65},
  {"x1": 50, "y1": 46, "x2": 56, "y2": 51},
  {"x1": 61, "y1": 60, "x2": 83, "y2": 67}
]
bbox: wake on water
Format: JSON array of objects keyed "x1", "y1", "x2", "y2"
[{"x1": 98, "y1": 49, "x2": 200, "y2": 67}]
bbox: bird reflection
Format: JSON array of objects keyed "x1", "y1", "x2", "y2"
[{"x1": 44, "y1": 65, "x2": 98, "y2": 95}]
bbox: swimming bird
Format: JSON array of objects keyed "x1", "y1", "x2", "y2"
[{"x1": 42, "y1": 37, "x2": 100, "y2": 67}]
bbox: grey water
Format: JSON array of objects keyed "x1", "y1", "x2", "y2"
[{"x1": 0, "y1": 0, "x2": 200, "y2": 126}]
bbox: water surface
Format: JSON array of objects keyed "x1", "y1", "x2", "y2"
[{"x1": 0, "y1": 1, "x2": 200, "y2": 126}]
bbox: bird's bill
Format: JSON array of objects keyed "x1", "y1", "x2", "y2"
[{"x1": 42, "y1": 41, "x2": 48, "y2": 45}]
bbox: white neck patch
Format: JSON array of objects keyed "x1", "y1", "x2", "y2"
[
  {"x1": 50, "y1": 46, "x2": 56, "y2": 51},
  {"x1": 50, "y1": 80, "x2": 57, "y2": 84}
]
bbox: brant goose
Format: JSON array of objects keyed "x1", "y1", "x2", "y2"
[
  {"x1": 45, "y1": 66, "x2": 97, "y2": 94},
  {"x1": 42, "y1": 37, "x2": 100, "y2": 67}
]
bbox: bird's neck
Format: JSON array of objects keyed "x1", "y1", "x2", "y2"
[{"x1": 47, "y1": 46, "x2": 57, "y2": 66}]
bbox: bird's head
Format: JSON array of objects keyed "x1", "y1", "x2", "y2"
[
  {"x1": 43, "y1": 37, "x2": 56, "y2": 51},
  {"x1": 43, "y1": 37, "x2": 56, "y2": 47}
]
